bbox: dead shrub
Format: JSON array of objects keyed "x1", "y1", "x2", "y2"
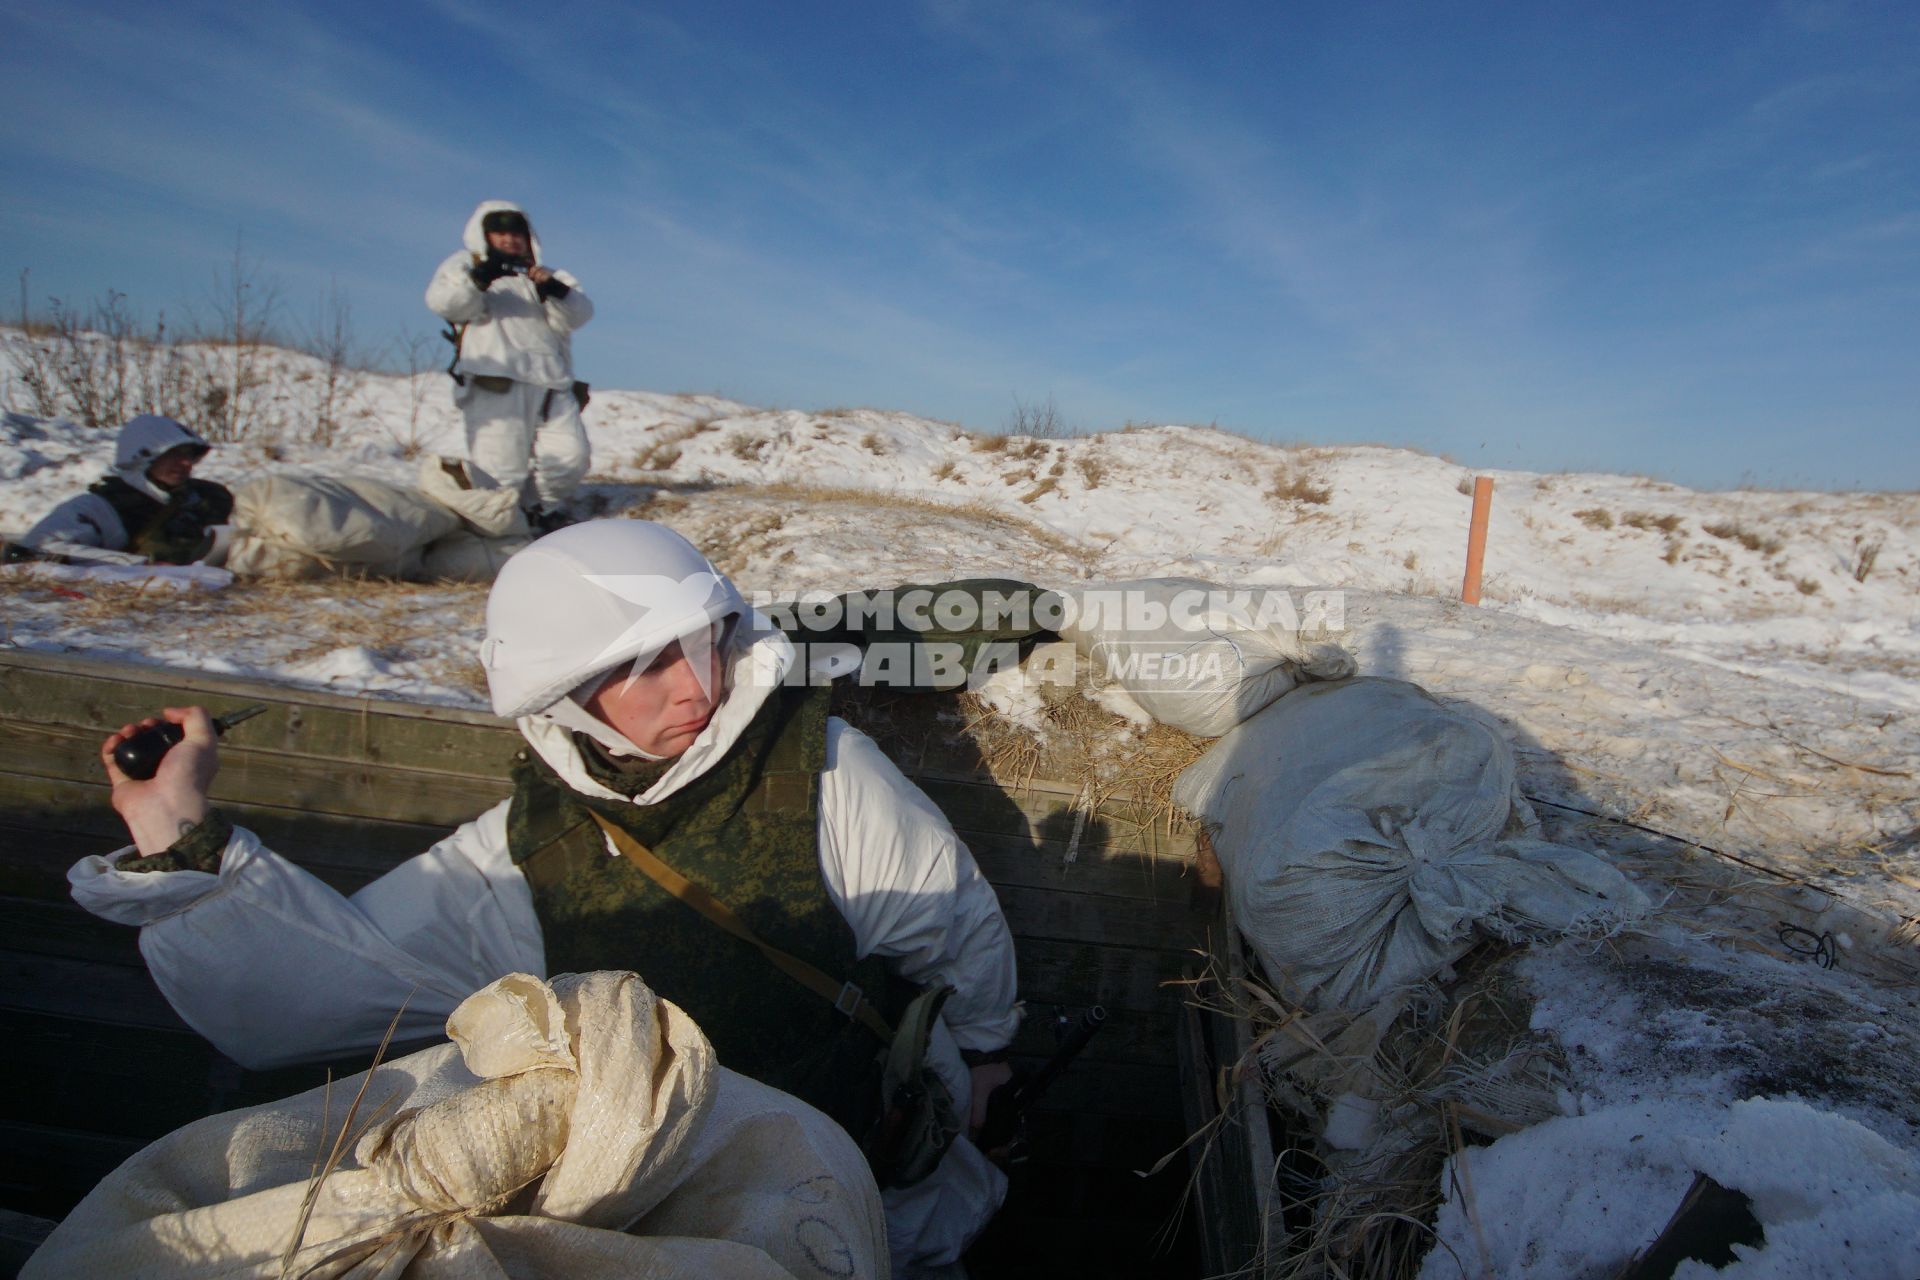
[
  {"x1": 727, "y1": 431, "x2": 769, "y2": 462},
  {"x1": 1006, "y1": 393, "x2": 1074, "y2": 439},
  {"x1": 1795, "y1": 577, "x2": 1822, "y2": 596},
  {"x1": 860, "y1": 431, "x2": 893, "y2": 456},
  {"x1": 1268, "y1": 466, "x2": 1332, "y2": 506}
]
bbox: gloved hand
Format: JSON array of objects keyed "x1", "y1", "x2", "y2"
[
  {"x1": 535, "y1": 274, "x2": 571, "y2": 301},
  {"x1": 469, "y1": 246, "x2": 528, "y2": 289}
]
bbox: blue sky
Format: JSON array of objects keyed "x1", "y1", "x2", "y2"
[{"x1": 2, "y1": 0, "x2": 1915, "y2": 490}]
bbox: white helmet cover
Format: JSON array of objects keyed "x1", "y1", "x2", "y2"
[{"x1": 482, "y1": 520, "x2": 745, "y2": 719}]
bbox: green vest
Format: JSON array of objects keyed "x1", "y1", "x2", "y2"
[{"x1": 506, "y1": 682, "x2": 905, "y2": 1131}]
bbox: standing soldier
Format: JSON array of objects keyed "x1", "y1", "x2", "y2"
[{"x1": 426, "y1": 201, "x2": 594, "y2": 532}]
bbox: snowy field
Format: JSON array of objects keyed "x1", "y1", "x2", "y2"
[{"x1": 4, "y1": 334, "x2": 1918, "y2": 1275}]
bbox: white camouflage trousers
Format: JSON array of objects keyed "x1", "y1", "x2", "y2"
[{"x1": 454, "y1": 377, "x2": 590, "y2": 508}]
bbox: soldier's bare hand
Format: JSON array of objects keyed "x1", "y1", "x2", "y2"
[
  {"x1": 102, "y1": 706, "x2": 217, "y2": 856},
  {"x1": 527, "y1": 265, "x2": 554, "y2": 285}
]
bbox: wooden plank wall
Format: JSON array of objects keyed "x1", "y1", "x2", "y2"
[{"x1": 0, "y1": 648, "x2": 1209, "y2": 1277}]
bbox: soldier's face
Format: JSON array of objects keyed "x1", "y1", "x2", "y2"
[
  {"x1": 146, "y1": 448, "x2": 198, "y2": 491},
  {"x1": 485, "y1": 228, "x2": 532, "y2": 260},
  {"x1": 582, "y1": 628, "x2": 725, "y2": 758}
]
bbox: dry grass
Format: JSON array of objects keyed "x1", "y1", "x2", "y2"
[
  {"x1": 1620, "y1": 510, "x2": 1683, "y2": 534},
  {"x1": 859, "y1": 431, "x2": 893, "y2": 456},
  {"x1": 1794, "y1": 577, "x2": 1822, "y2": 596},
  {"x1": 929, "y1": 459, "x2": 959, "y2": 482},
  {"x1": 1702, "y1": 520, "x2": 1784, "y2": 556},
  {"x1": 747, "y1": 481, "x2": 1097, "y2": 567},
  {"x1": 1194, "y1": 942, "x2": 1559, "y2": 1280},
  {"x1": 1075, "y1": 454, "x2": 1108, "y2": 489},
  {"x1": 1018, "y1": 476, "x2": 1059, "y2": 505},
  {"x1": 1853, "y1": 535, "x2": 1883, "y2": 582},
  {"x1": 1573, "y1": 507, "x2": 1614, "y2": 530},
  {"x1": 727, "y1": 431, "x2": 770, "y2": 462},
  {"x1": 0, "y1": 572, "x2": 492, "y2": 700},
  {"x1": 1268, "y1": 465, "x2": 1333, "y2": 506},
  {"x1": 971, "y1": 433, "x2": 1010, "y2": 454},
  {"x1": 701, "y1": 511, "x2": 788, "y2": 579}
]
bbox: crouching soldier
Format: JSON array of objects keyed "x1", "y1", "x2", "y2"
[
  {"x1": 9, "y1": 415, "x2": 232, "y2": 566},
  {"x1": 72, "y1": 519, "x2": 1021, "y2": 1276},
  {"x1": 427, "y1": 201, "x2": 593, "y2": 533}
]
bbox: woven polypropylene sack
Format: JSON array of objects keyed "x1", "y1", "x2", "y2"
[
  {"x1": 1058, "y1": 577, "x2": 1355, "y2": 736},
  {"x1": 232, "y1": 472, "x2": 461, "y2": 565},
  {"x1": 1175, "y1": 678, "x2": 1648, "y2": 1010},
  {"x1": 25, "y1": 971, "x2": 886, "y2": 1280}
]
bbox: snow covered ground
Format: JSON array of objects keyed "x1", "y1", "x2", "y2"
[{"x1": 4, "y1": 333, "x2": 1918, "y2": 1274}]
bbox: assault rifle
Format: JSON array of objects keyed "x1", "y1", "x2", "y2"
[{"x1": 975, "y1": 1004, "x2": 1106, "y2": 1159}]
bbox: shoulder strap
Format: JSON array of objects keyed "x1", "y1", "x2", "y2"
[
  {"x1": 586, "y1": 812, "x2": 894, "y2": 1042},
  {"x1": 442, "y1": 322, "x2": 467, "y2": 380}
]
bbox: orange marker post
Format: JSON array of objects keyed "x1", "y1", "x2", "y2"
[{"x1": 1461, "y1": 476, "x2": 1494, "y2": 605}]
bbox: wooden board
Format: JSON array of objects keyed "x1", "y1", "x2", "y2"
[{"x1": 0, "y1": 647, "x2": 1212, "y2": 1274}]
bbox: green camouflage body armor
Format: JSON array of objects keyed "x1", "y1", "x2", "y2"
[{"x1": 506, "y1": 681, "x2": 907, "y2": 1133}]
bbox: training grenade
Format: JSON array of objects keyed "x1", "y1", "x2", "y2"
[{"x1": 111, "y1": 705, "x2": 267, "y2": 780}]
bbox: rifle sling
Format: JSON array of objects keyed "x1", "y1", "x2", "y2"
[{"x1": 587, "y1": 812, "x2": 895, "y2": 1043}]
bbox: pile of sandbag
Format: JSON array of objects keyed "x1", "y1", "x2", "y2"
[
  {"x1": 1175, "y1": 676, "x2": 1650, "y2": 1012},
  {"x1": 24, "y1": 971, "x2": 886, "y2": 1280},
  {"x1": 221, "y1": 456, "x2": 532, "y2": 581}
]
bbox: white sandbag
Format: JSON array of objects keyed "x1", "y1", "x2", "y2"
[
  {"x1": 413, "y1": 457, "x2": 532, "y2": 580},
  {"x1": 231, "y1": 472, "x2": 461, "y2": 567},
  {"x1": 25, "y1": 971, "x2": 886, "y2": 1280},
  {"x1": 422, "y1": 527, "x2": 534, "y2": 581},
  {"x1": 418, "y1": 455, "x2": 530, "y2": 540},
  {"x1": 220, "y1": 532, "x2": 332, "y2": 580},
  {"x1": 1175, "y1": 678, "x2": 1649, "y2": 1011},
  {"x1": 1057, "y1": 577, "x2": 1355, "y2": 736}
]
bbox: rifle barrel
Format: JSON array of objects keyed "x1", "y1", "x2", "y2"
[{"x1": 1014, "y1": 1004, "x2": 1106, "y2": 1110}]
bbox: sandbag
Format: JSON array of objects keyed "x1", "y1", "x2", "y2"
[
  {"x1": 25, "y1": 971, "x2": 886, "y2": 1280},
  {"x1": 417, "y1": 455, "x2": 530, "y2": 540},
  {"x1": 421, "y1": 527, "x2": 533, "y2": 581},
  {"x1": 1174, "y1": 677, "x2": 1649, "y2": 1011},
  {"x1": 231, "y1": 472, "x2": 461, "y2": 569},
  {"x1": 1057, "y1": 577, "x2": 1355, "y2": 736}
]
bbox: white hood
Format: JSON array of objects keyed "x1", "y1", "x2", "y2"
[
  {"x1": 461, "y1": 199, "x2": 544, "y2": 264},
  {"x1": 113, "y1": 415, "x2": 209, "y2": 500}
]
